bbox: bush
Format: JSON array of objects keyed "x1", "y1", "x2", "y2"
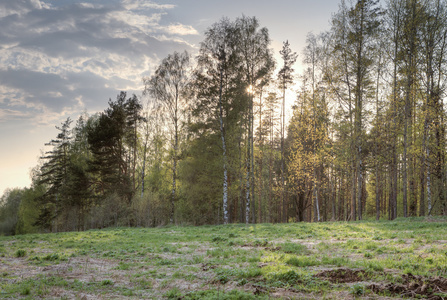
[{"x1": 15, "y1": 249, "x2": 27, "y2": 258}]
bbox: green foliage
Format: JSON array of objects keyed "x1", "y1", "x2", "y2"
[
  {"x1": 164, "y1": 287, "x2": 182, "y2": 299},
  {"x1": 286, "y1": 256, "x2": 319, "y2": 267},
  {"x1": 43, "y1": 253, "x2": 60, "y2": 261},
  {"x1": 0, "y1": 188, "x2": 27, "y2": 235},
  {"x1": 212, "y1": 235, "x2": 228, "y2": 243},
  {"x1": 35, "y1": 118, "x2": 73, "y2": 229},
  {"x1": 350, "y1": 283, "x2": 365, "y2": 297},
  {"x1": 269, "y1": 269, "x2": 301, "y2": 285},
  {"x1": 280, "y1": 242, "x2": 308, "y2": 254},
  {"x1": 101, "y1": 279, "x2": 114, "y2": 286},
  {"x1": 15, "y1": 249, "x2": 26, "y2": 257},
  {"x1": 87, "y1": 92, "x2": 140, "y2": 203},
  {"x1": 15, "y1": 185, "x2": 43, "y2": 235}
]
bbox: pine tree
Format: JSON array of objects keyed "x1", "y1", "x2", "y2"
[
  {"x1": 35, "y1": 118, "x2": 72, "y2": 230},
  {"x1": 278, "y1": 40, "x2": 298, "y2": 222}
]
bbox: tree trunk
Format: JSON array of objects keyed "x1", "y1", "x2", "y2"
[
  {"x1": 258, "y1": 90, "x2": 263, "y2": 224},
  {"x1": 218, "y1": 66, "x2": 229, "y2": 224},
  {"x1": 281, "y1": 80, "x2": 286, "y2": 223}
]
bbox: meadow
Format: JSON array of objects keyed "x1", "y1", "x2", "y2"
[{"x1": 1, "y1": 217, "x2": 447, "y2": 299}]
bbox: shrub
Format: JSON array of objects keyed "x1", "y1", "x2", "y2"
[{"x1": 15, "y1": 249, "x2": 27, "y2": 258}]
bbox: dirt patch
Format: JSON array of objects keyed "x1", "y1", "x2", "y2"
[
  {"x1": 369, "y1": 273, "x2": 447, "y2": 299},
  {"x1": 201, "y1": 263, "x2": 217, "y2": 271},
  {"x1": 316, "y1": 268, "x2": 370, "y2": 283},
  {"x1": 264, "y1": 246, "x2": 281, "y2": 252}
]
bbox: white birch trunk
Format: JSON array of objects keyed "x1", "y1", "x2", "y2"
[{"x1": 218, "y1": 66, "x2": 229, "y2": 224}]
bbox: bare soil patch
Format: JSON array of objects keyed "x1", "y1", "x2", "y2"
[
  {"x1": 369, "y1": 273, "x2": 447, "y2": 299},
  {"x1": 316, "y1": 268, "x2": 370, "y2": 283}
]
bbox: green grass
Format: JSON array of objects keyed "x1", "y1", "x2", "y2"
[{"x1": 1, "y1": 217, "x2": 447, "y2": 298}]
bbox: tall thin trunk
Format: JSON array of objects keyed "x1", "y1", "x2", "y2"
[
  {"x1": 331, "y1": 166, "x2": 336, "y2": 221},
  {"x1": 258, "y1": 89, "x2": 263, "y2": 223},
  {"x1": 313, "y1": 172, "x2": 320, "y2": 222},
  {"x1": 375, "y1": 51, "x2": 382, "y2": 221},
  {"x1": 238, "y1": 120, "x2": 245, "y2": 223},
  {"x1": 245, "y1": 86, "x2": 252, "y2": 224},
  {"x1": 245, "y1": 125, "x2": 250, "y2": 224},
  {"x1": 268, "y1": 108, "x2": 274, "y2": 222},
  {"x1": 346, "y1": 60, "x2": 355, "y2": 222},
  {"x1": 338, "y1": 172, "x2": 344, "y2": 221},
  {"x1": 250, "y1": 90, "x2": 255, "y2": 223},
  {"x1": 141, "y1": 137, "x2": 147, "y2": 199},
  {"x1": 171, "y1": 89, "x2": 178, "y2": 224},
  {"x1": 351, "y1": 158, "x2": 356, "y2": 221},
  {"x1": 281, "y1": 79, "x2": 286, "y2": 222},
  {"x1": 427, "y1": 139, "x2": 432, "y2": 214},
  {"x1": 133, "y1": 115, "x2": 138, "y2": 191},
  {"x1": 420, "y1": 127, "x2": 426, "y2": 216},
  {"x1": 311, "y1": 49, "x2": 320, "y2": 222},
  {"x1": 218, "y1": 65, "x2": 229, "y2": 224},
  {"x1": 355, "y1": 2, "x2": 365, "y2": 221}
]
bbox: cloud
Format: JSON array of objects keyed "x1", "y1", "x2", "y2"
[
  {"x1": 122, "y1": 0, "x2": 176, "y2": 11},
  {"x1": 0, "y1": 0, "x2": 51, "y2": 18},
  {"x1": 0, "y1": 108, "x2": 31, "y2": 122},
  {"x1": 165, "y1": 23, "x2": 199, "y2": 35},
  {"x1": 0, "y1": 0, "x2": 198, "y2": 126}
]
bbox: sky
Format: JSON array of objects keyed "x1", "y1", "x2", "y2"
[{"x1": 0, "y1": 0, "x2": 341, "y2": 196}]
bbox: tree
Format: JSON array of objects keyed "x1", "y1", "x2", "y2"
[
  {"x1": 383, "y1": 0, "x2": 405, "y2": 220},
  {"x1": 125, "y1": 95, "x2": 145, "y2": 191},
  {"x1": 330, "y1": 0, "x2": 382, "y2": 220},
  {"x1": 188, "y1": 18, "x2": 245, "y2": 224},
  {"x1": 0, "y1": 188, "x2": 25, "y2": 235},
  {"x1": 303, "y1": 33, "x2": 322, "y2": 222},
  {"x1": 87, "y1": 92, "x2": 141, "y2": 209},
  {"x1": 237, "y1": 16, "x2": 275, "y2": 223},
  {"x1": 15, "y1": 185, "x2": 44, "y2": 234},
  {"x1": 188, "y1": 16, "x2": 274, "y2": 224},
  {"x1": 419, "y1": 0, "x2": 447, "y2": 216},
  {"x1": 144, "y1": 51, "x2": 190, "y2": 224},
  {"x1": 195, "y1": 18, "x2": 235, "y2": 224},
  {"x1": 278, "y1": 40, "x2": 298, "y2": 222},
  {"x1": 35, "y1": 118, "x2": 72, "y2": 230}
]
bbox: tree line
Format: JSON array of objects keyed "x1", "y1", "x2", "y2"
[{"x1": 1, "y1": 0, "x2": 447, "y2": 235}]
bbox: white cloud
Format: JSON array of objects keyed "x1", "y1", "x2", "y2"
[
  {"x1": 122, "y1": 0, "x2": 175, "y2": 11},
  {"x1": 29, "y1": 0, "x2": 42, "y2": 9},
  {"x1": 165, "y1": 23, "x2": 199, "y2": 35},
  {"x1": 0, "y1": 0, "x2": 198, "y2": 128},
  {"x1": 78, "y1": 3, "x2": 96, "y2": 9},
  {"x1": 111, "y1": 10, "x2": 165, "y2": 35},
  {"x1": 0, "y1": 0, "x2": 47, "y2": 18}
]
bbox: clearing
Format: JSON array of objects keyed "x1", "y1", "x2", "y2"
[{"x1": 1, "y1": 217, "x2": 447, "y2": 299}]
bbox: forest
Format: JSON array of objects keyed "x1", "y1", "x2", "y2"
[{"x1": 1, "y1": 0, "x2": 447, "y2": 235}]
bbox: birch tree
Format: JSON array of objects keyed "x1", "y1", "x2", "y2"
[
  {"x1": 195, "y1": 19, "x2": 236, "y2": 224},
  {"x1": 236, "y1": 16, "x2": 275, "y2": 224},
  {"x1": 143, "y1": 51, "x2": 190, "y2": 224}
]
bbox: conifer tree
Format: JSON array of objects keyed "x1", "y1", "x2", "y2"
[{"x1": 278, "y1": 40, "x2": 297, "y2": 222}]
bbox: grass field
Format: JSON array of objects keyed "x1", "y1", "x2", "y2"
[{"x1": 1, "y1": 217, "x2": 447, "y2": 299}]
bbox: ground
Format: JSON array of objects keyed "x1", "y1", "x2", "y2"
[{"x1": 1, "y1": 217, "x2": 447, "y2": 299}]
